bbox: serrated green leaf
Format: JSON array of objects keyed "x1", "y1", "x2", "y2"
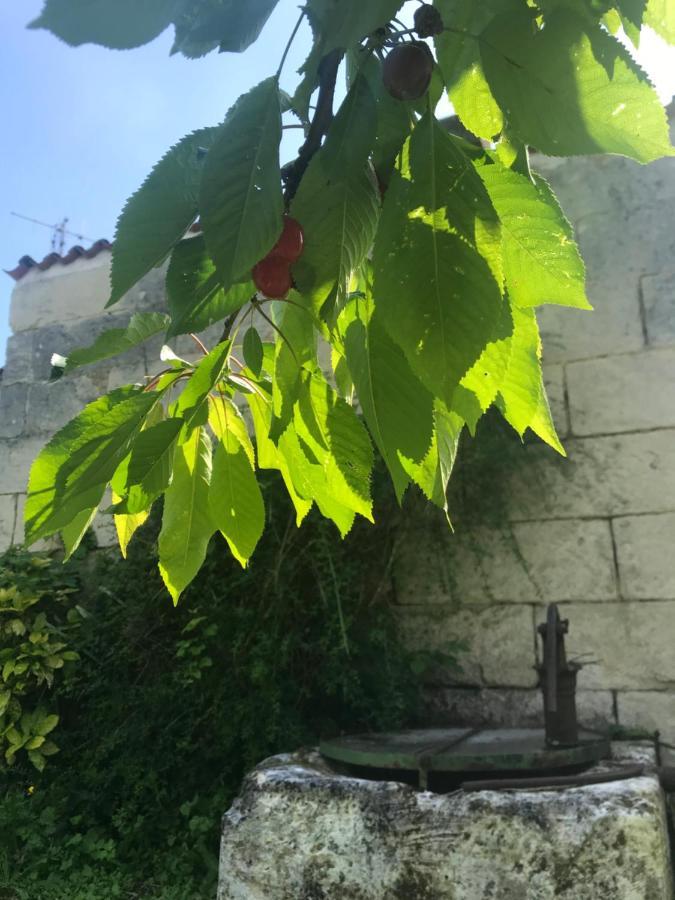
[
  {"x1": 295, "y1": 374, "x2": 374, "y2": 521},
  {"x1": 277, "y1": 427, "x2": 356, "y2": 537},
  {"x1": 25, "y1": 388, "x2": 157, "y2": 545},
  {"x1": 172, "y1": 0, "x2": 279, "y2": 57},
  {"x1": 242, "y1": 327, "x2": 264, "y2": 377},
  {"x1": 28, "y1": 750, "x2": 46, "y2": 772},
  {"x1": 246, "y1": 390, "x2": 313, "y2": 525},
  {"x1": 407, "y1": 401, "x2": 464, "y2": 516},
  {"x1": 63, "y1": 312, "x2": 168, "y2": 374},
  {"x1": 409, "y1": 115, "x2": 502, "y2": 287},
  {"x1": 477, "y1": 159, "x2": 590, "y2": 309},
  {"x1": 208, "y1": 396, "x2": 255, "y2": 467},
  {"x1": 166, "y1": 235, "x2": 253, "y2": 337},
  {"x1": 495, "y1": 304, "x2": 565, "y2": 455},
  {"x1": 373, "y1": 147, "x2": 503, "y2": 403},
  {"x1": 113, "y1": 418, "x2": 184, "y2": 516},
  {"x1": 451, "y1": 299, "x2": 514, "y2": 433},
  {"x1": 645, "y1": 0, "x2": 675, "y2": 42},
  {"x1": 158, "y1": 427, "x2": 215, "y2": 603},
  {"x1": 113, "y1": 491, "x2": 150, "y2": 560},
  {"x1": 29, "y1": 0, "x2": 172, "y2": 49},
  {"x1": 270, "y1": 300, "x2": 317, "y2": 438},
  {"x1": 109, "y1": 128, "x2": 220, "y2": 306},
  {"x1": 61, "y1": 507, "x2": 98, "y2": 560},
  {"x1": 342, "y1": 297, "x2": 434, "y2": 503},
  {"x1": 172, "y1": 341, "x2": 231, "y2": 430},
  {"x1": 434, "y1": 0, "x2": 521, "y2": 139},
  {"x1": 209, "y1": 431, "x2": 265, "y2": 568},
  {"x1": 291, "y1": 77, "x2": 380, "y2": 320},
  {"x1": 200, "y1": 78, "x2": 283, "y2": 288},
  {"x1": 481, "y1": 9, "x2": 673, "y2": 163}
]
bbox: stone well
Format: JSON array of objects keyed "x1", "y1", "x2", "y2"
[{"x1": 217, "y1": 743, "x2": 672, "y2": 900}]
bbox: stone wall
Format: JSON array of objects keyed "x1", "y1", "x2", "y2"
[
  {"x1": 1, "y1": 111, "x2": 674, "y2": 750},
  {"x1": 395, "y1": 109, "x2": 675, "y2": 748}
]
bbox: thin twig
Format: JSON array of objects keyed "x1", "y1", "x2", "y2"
[{"x1": 189, "y1": 333, "x2": 209, "y2": 355}]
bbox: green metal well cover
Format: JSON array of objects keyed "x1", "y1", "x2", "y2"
[{"x1": 320, "y1": 728, "x2": 610, "y2": 787}]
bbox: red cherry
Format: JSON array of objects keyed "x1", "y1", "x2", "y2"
[
  {"x1": 270, "y1": 216, "x2": 304, "y2": 263},
  {"x1": 252, "y1": 256, "x2": 292, "y2": 299}
]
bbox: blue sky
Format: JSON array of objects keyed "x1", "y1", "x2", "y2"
[
  {"x1": 0, "y1": 1, "x2": 315, "y2": 364},
  {"x1": 1, "y1": 4, "x2": 674, "y2": 366}
]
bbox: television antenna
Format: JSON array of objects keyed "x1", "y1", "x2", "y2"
[{"x1": 9, "y1": 212, "x2": 94, "y2": 255}]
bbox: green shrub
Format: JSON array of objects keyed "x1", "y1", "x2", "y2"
[
  {"x1": 0, "y1": 468, "x2": 454, "y2": 898},
  {"x1": 0, "y1": 551, "x2": 81, "y2": 771}
]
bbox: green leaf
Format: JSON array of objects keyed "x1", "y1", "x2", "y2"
[
  {"x1": 25, "y1": 388, "x2": 157, "y2": 545},
  {"x1": 29, "y1": 0, "x2": 172, "y2": 49},
  {"x1": 28, "y1": 750, "x2": 46, "y2": 772},
  {"x1": 295, "y1": 374, "x2": 374, "y2": 521},
  {"x1": 270, "y1": 301, "x2": 317, "y2": 438},
  {"x1": 409, "y1": 116, "x2": 502, "y2": 287},
  {"x1": 246, "y1": 390, "x2": 313, "y2": 526},
  {"x1": 172, "y1": 0, "x2": 279, "y2": 57},
  {"x1": 109, "y1": 128, "x2": 220, "y2": 306},
  {"x1": 306, "y1": 0, "x2": 403, "y2": 54},
  {"x1": 342, "y1": 297, "x2": 434, "y2": 503},
  {"x1": 173, "y1": 341, "x2": 231, "y2": 429},
  {"x1": 373, "y1": 138, "x2": 503, "y2": 403},
  {"x1": 209, "y1": 430, "x2": 265, "y2": 568},
  {"x1": 477, "y1": 159, "x2": 590, "y2": 309},
  {"x1": 496, "y1": 305, "x2": 565, "y2": 455},
  {"x1": 61, "y1": 507, "x2": 99, "y2": 560},
  {"x1": 277, "y1": 427, "x2": 355, "y2": 537},
  {"x1": 434, "y1": 0, "x2": 520, "y2": 140},
  {"x1": 208, "y1": 395, "x2": 255, "y2": 467},
  {"x1": 62, "y1": 312, "x2": 168, "y2": 374},
  {"x1": 113, "y1": 418, "x2": 184, "y2": 514},
  {"x1": 166, "y1": 235, "x2": 253, "y2": 337},
  {"x1": 35, "y1": 713, "x2": 59, "y2": 737},
  {"x1": 158, "y1": 427, "x2": 215, "y2": 603},
  {"x1": 645, "y1": 0, "x2": 675, "y2": 42},
  {"x1": 113, "y1": 496, "x2": 150, "y2": 560},
  {"x1": 291, "y1": 77, "x2": 380, "y2": 320},
  {"x1": 481, "y1": 9, "x2": 674, "y2": 163},
  {"x1": 200, "y1": 78, "x2": 283, "y2": 288},
  {"x1": 407, "y1": 401, "x2": 464, "y2": 516},
  {"x1": 242, "y1": 328, "x2": 264, "y2": 377}
]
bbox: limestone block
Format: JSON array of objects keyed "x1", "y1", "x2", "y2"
[
  {"x1": 398, "y1": 604, "x2": 538, "y2": 688},
  {"x1": 542, "y1": 364, "x2": 568, "y2": 437},
  {"x1": 0, "y1": 495, "x2": 17, "y2": 552},
  {"x1": 106, "y1": 353, "x2": 148, "y2": 392},
  {"x1": 613, "y1": 513, "x2": 675, "y2": 600},
  {"x1": 32, "y1": 315, "x2": 133, "y2": 385},
  {"x1": 25, "y1": 380, "x2": 89, "y2": 436},
  {"x1": 567, "y1": 349, "x2": 675, "y2": 436},
  {"x1": 0, "y1": 437, "x2": 47, "y2": 495},
  {"x1": 218, "y1": 751, "x2": 672, "y2": 900},
  {"x1": 544, "y1": 601, "x2": 675, "y2": 691},
  {"x1": 424, "y1": 687, "x2": 615, "y2": 733},
  {"x1": 1, "y1": 333, "x2": 34, "y2": 385},
  {"x1": 618, "y1": 692, "x2": 675, "y2": 746},
  {"x1": 395, "y1": 518, "x2": 617, "y2": 605},
  {"x1": 642, "y1": 268, "x2": 675, "y2": 347},
  {"x1": 488, "y1": 430, "x2": 675, "y2": 521},
  {"x1": 0, "y1": 383, "x2": 28, "y2": 439}
]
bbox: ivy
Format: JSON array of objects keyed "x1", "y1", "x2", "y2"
[{"x1": 24, "y1": 0, "x2": 675, "y2": 599}]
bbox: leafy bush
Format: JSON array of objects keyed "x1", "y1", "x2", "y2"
[
  {"x1": 0, "y1": 469, "x2": 451, "y2": 898},
  {"x1": 0, "y1": 551, "x2": 81, "y2": 771}
]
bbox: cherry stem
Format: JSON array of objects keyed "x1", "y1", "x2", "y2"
[
  {"x1": 189, "y1": 333, "x2": 209, "y2": 355},
  {"x1": 277, "y1": 10, "x2": 306, "y2": 78}
]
